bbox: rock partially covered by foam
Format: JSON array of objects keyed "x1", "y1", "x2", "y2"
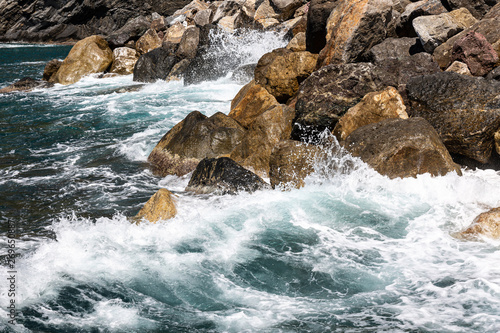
[
  {"x1": 134, "y1": 188, "x2": 177, "y2": 223},
  {"x1": 456, "y1": 207, "x2": 500, "y2": 240}
]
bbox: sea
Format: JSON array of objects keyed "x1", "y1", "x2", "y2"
[{"x1": 1, "y1": 30, "x2": 500, "y2": 333}]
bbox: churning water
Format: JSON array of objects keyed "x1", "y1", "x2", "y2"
[{"x1": 1, "y1": 31, "x2": 500, "y2": 333}]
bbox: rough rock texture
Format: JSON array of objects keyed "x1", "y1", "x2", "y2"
[
  {"x1": 344, "y1": 118, "x2": 462, "y2": 178},
  {"x1": 451, "y1": 31, "x2": 499, "y2": 76},
  {"x1": 368, "y1": 37, "x2": 425, "y2": 63},
  {"x1": 286, "y1": 32, "x2": 306, "y2": 51},
  {"x1": 445, "y1": 60, "x2": 473, "y2": 75},
  {"x1": 185, "y1": 157, "x2": 270, "y2": 194},
  {"x1": 269, "y1": 140, "x2": 323, "y2": 189},
  {"x1": 42, "y1": 59, "x2": 62, "y2": 81},
  {"x1": 133, "y1": 46, "x2": 178, "y2": 82},
  {"x1": 0, "y1": 0, "x2": 191, "y2": 43},
  {"x1": 230, "y1": 104, "x2": 295, "y2": 178},
  {"x1": 306, "y1": 0, "x2": 338, "y2": 53},
  {"x1": 271, "y1": 0, "x2": 304, "y2": 21},
  {"x1": 51, "y1": 35, "x2": 113, "y2": 85},
  {"x1": 107, "y1": 16, "x2": 151, "y2": 49},
  {"x1": 134, "y1": 188, "x2": 177, "y2": 223},
  {"x1": 317, "y1": 0, "x2": 393, "y2": 67},
  {"x1": 228, "y1": 80, "x2": 280, "y2": 128},
  {"x1": 487, "y1": 67, "x2": 500, "y2": 80},
  {"x1": 0, "y1": 77, "x2": 54, "y2": 93},
  {"x1": 194, "y1": 9, "x2": 213, "y2": 26},
  {"x1": 397, "y1": 0, "x2": 448, "y2": 37},
  {"x1": 443, "y1": 0, "x2": 500, "y2": 20},
  {"x1": 333, "y1": 86, "x2": 408, "y2": 142},
  {"x1": 166, "y1": 59, "x2": 191, "y2": 81},
  {"x1": 456, "y1": 207, "x2": 500, "y2": 240},
  {"x1": 135, "y1": 29, "x2": 162, "y2": 55},
  {"x1": 254, "y1": 48, "x2": 318, "y2": 103},
  {"x1": 412, "y1": 8, "x2": 478, "y2": 53},
  {"x1": 110, "y1": 47, "x2": 139, "y2": 75},
  {"x1": 164, "y1": 23, "x2": 187, "y2": 44},
  {"x1": 407, "y1": 72, "x2": 500, "y2": 164},
  {"x1": 176, "y1": 26, "x2": 200, "y2": 59},
  {"x1": 148, "y1": 111, "x2": 246, "y2": 177}
]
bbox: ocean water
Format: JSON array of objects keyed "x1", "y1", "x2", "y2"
[{"x1": 1, "y1": 32, "x2": 500, "y2": 333}]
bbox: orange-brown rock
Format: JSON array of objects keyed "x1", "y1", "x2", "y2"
[
  {"x1": 164, "y1": 23, "x2": 187, "y2": 44},
  {"x1": 51, "y1": 35, "x2": 113, "y2": 85},
  {"x1": 456, "y1": 207, "x2": 500, "y2": 240},
  {"x1": 286, "y1": 32, "x2": 306, "y2": 51},
  {"x1": 134, "y1": 188, "x2": 177, "y2": 223},
  {"x1": 42, "y1": 59, "x2": 62, "y2": 81},
  {"x1": 135, "y1": 29, "x2": 163, "y2": 55},
  {"x1": 254, "y1": 48, "x2": 318, "y2": 103},
  {"x1": 317, "y1": 0, "x2": 393, "y2": 68},
  {"x1": 230, "y1": 104, "x2": 295, "y2": 178},
  {"x1": 228, "y1": 80, "x2": 280, "y2": 128},
  {"x1": 110, "y1": 47, "x2": 139, "y2": 75},
  {"x1": 333, "y1": 86, "x2": 408, "y2": 142}
]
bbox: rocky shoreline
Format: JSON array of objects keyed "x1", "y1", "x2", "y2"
[{"x1": 2, "y1": 0, "x2": 500, "y2": 239}]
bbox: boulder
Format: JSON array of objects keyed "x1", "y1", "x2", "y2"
[
  {"x1": 317, "y1": 0, "x2": 393, "y2": 67},
  {"x1": 286, "y1": 31, "x2": 306, "y2": 51},
  {"x1": 176, "y1": 26, "x2": 200, "y2": 59},
  {"x1": 107, "y1": 16, "x2": 151, "y2": 49},
  {"x1": 133, "y1": 46, "x2": 178, "y2": 82},
  {"x1": 134, "y1": 188, "x2": 177, "y2": 223},
  {"x1": 51, "y1": 35, "x2": 113, "y2": 85},
  {"x1": 230, "y1": 104, "x2": 295, "y2": 177},
  {"x1": 456, "y1": 207, "x2": 500, "y2": 240},
  {"x1": 166, "y1": 59, "x2": 191, "y2": 81},
  {"x1": 42, "y1": 59, "x2": 62, "y2": 81},
  {"x1": 110, "y1": 47, "x2": 139, "y2": 75},
  {"x1": 194, "y1": 9, "x2": 213, "y2": 26},
  {"x1": 212, "y1": 0, "x2": 243, "y2": 23},
  {"x1": 451, "y1": 30, "x2": 499, "y2": 76},
  {"x1": 412, "y1": 8, "x2": 478, "y2": 53},
  {"x1": 185, "y1": 157, "x2": 270, "y2": 194},
  {"x1": 151, "y1": 15, "x2": 166, "y2": 32},
  {"x1": 445, "y1": 60, "x2": 472, "y2": 76},
  {"x1": 333, "y1": 86, "x2": 408, "y2": 142},
  {"x1": 397, "y1": 0, "x2": 449, "y2": 37},
  {"x1": 367, "y1": 37, "x2": 425, "y2": 63},
  {"x1": 305, "y1": 0, "x2": 338, "y2": 53},
  {"x1": 407, "y1": 72, "x2": 500, "y2": 164},
  {"x1": 255, "y1": 0, "x2": 279, "y2": 22},
  {"x1": 148, "y1": 111, "x2": 246, "y2": 177},
  {"x1": 269, "y1": 140, "x2": 323, "y2": 189},
  {"x1": 164, "y1": 23, "x2": 187, "y2": 44},
  {"x1": 229, "y1": 80, "x2": 280, "y2": 128},
  {"x1": 254, "y1": 48, "x2": 318, "y2": 103},
  {"x1": 443, "y1": 0, "x2": 499, "y2": 20},
  {"x1": 135, "y1": 29, "x2": 163, "y2": 55},
  {"x1": 270, "y1": 0, "x2": 304, "y2": 21},
  {"x1": 0, "y1": 77, "x2": 53, "y2": 93},
  {"x1": 344, "y1": 118, "x2": 462, "y2": 178}
]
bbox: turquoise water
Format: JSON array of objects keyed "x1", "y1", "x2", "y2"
[{"x1": 1, "y1": 36, "x2": 500, "y2": 333}]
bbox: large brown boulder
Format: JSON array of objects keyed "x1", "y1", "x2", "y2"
[
  {"x1": 306, "y1": 0, "x2": 338, "y2": 53},
  {"x1": 344, "y1": 118, "x2": 462, "y2": 178},
  {"x1": 230, "y1": 104, "x2": 295, "y2": 178},
  {"x1": 451, "y1": 30, "x2": 499, "y2": 76},
  {"x1": 333, "y1": 86, "x2": 408, "y2": 142},
  {"x1": 110, "y1": 47, "x2": 139, "y2": 75},
  {"x1": 456, "y1": 207, "x2": 500, "y2": 240},
  {"x1": 135, "y1": 29, "x2": 162, "y2": 55},
  {"x1": 407, "y1": 72, "x2": 500, "y2": 164},
  {"x1": 254, "y1": 48, "x2": 318, "y2": 103},
  {"x1": 317, "y1": 0, "x2": 393, "y2": 67},
  {"x1": 51, "y1": 35, "x2": 113, "y2": 85},
  {"x1": 134, "y1": 188, "x2": 177, "y2": 223},
  {"x1": 228, "y1": 80, "x2": 280, "y2": 128},
  {"x1": 269, "y1": 140, "x2": 323, "y2": 189},
  {"x1": 185, "y1": 157, "x2": 270, "y2": 194},
  {"x1": 148, "y1": 111, "x2": 246, "y2": 177}
]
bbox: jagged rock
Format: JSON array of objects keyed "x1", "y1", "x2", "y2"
[
  {"x1": 397, "y1": 0, "x2": 448, "y2": 37},
  {"x1": 133, "y1": 46, "x2": 178, "y2": 82},
  {"x1": 286, "y1": 32, "x2": 306, "y2": 51},
  {"x1": 166, "y1": 59, "x2": 191, "y2": 81},
  {"x1": 151, "y1": 15, "x2": 166, "y2": 32},
  {"x1": 51, "y1": 36, "x2": 113, "y2": 85},
  {"x1": 107, "y1": 16, "x2": 151, "y2": 49},
  {"x1": 368, "y1": 37, "x2": 425, "y2": 62},
  {"x1": 230, "y1": 104, "x2": 295, "y2": 177},
  {"x1": 333, "y1": 87, "x2": 408, "y2": 142},
  {"x1": 110, "y1": 47, "x2": 139, "y2": 75},
  {"x1": 456, "y1": 207, "x2": 500, "y2": 240},
  {"x1": 255, "y1": 0, "x2": 279, "y2": 21},
  {"x1": 317, "y1": 0, "x2": 393, "y2": 67},
  {"x1": 451, "y1": 31, "x2": 499, "y2": 76},
  {"x1": 176, "y1": 26, "x2": 200, "y2": 59},
  {"x1": 42, "y1": 59, "x2": 62, "y2": 81},
  {"x1": 212, "y1": 0, "x2": 243, "y2": 23},
  {"x1": 218, "y1": 10, "x2": 257, "y2": 32},
  {"x1": 269, "y1": 140, "x2": 323, "y2": 189},
  {"x1": 412, "y1": 8, "x2": 478, "y2": 53},
  {"x1": 294, "y1": 2, "x2": 310, "y2": 18},
  {"x1": 229, "y1": 80, "x2": 280, "y2": 128},
  {"x1": 164, "y1": 23, "x2": 187, "y2": 44},
  {"x1": 135, "y1": 29, "x2": 162, "y2": 55},
  {"x1": 445, "y1": 60, "x2": 472, "y2": 76},
  {"x1": 305, "y1": 0, "x2": 338, "y2": 53},
  {"x1": 148, "y1": 111, "x2": 246, "y2": 177},
  {"x1": 134, "y1": 188, "x2": 177, "y2": 223},
  {"x1": 173, "y1": 0, "x2": 210, "y2": 20},
  {"x1": 345, "y1": 118, "x2": 462, "y2": 178},
  {"x1": 487, "y1": 67, "x2": 500, "y2": 80},
  {"x1": 407, "y1": 72, "x2": 500, "y2": 164},
  {"x1": 254, "y1": 48, "x2": 318, "y2": 103},
  {"x1": 0, "y1": 77, "x2": 53, "y2": 93},
  {"x1": 443, "y1": 0, "x2": 499, "y2": 20},
  {"x1": 185, "y1": 157, "x2": 270, "y2": 194},
  {"x1": 271, "y1": 0, "x2": 304, "y2": 21},
  {"x1": 194, "y1": 9, "x2": 213, "y2": 26}
]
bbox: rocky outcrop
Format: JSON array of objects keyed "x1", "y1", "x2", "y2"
[
  {"x1": 110, "y1": 47, "x2": 140, "y2": 75},
  {"x1": 305, "y1": 0, "x2": 338, "y2": 54},
  {"x1": 185, "y1": 157, "x2": 270, "y2": 194},
  {"x1": 333, "y1": 87, "x2": 408, "y2": 142},
  {"x1": 0, "y1": 77, "x2": 53, "y2": 94},
  {"x1": 134, "y1": 188, "x2": 177, "y2": 223},
  {"x1": 269, "y1": 140, "x2": 323, "y2": 189},
  {"x1": 450, "y1": 31, "x2": 499, "y2": 76},
  {"x1": 133, "y1": 46, "x2": 178, "y2": 82},
  {"x1": 51, "y1": 35, "x2": 113, "y2": 85},
  {"x1": 344, "y1": 118, "x2": 462, "y2": 178},
  {"x1": 148, "y1": 111, "x2": 245, "y2": 177},
  {"x1": 456, "y1": 207, "x2": 500, "y2": 240},
  {"x1": 407, "y1": 72, "x2": 500, "y2": 164},
  {"x1": 254, "y1": 48, "x2": 318, "y2": 103}
]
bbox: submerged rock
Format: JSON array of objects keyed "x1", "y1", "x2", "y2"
[
  {"x1": 0, "y1": 77, "x2": 53, "y2": 93},
  {"x1": 456, "y1": 207, "x2": 500, "y2": 240},
  {"x1": 185, "y1": 157, "x2": 270, "y2": 194},
  {"x1": 134, "y1": 188, "x2": 177, "y2": 223}
]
